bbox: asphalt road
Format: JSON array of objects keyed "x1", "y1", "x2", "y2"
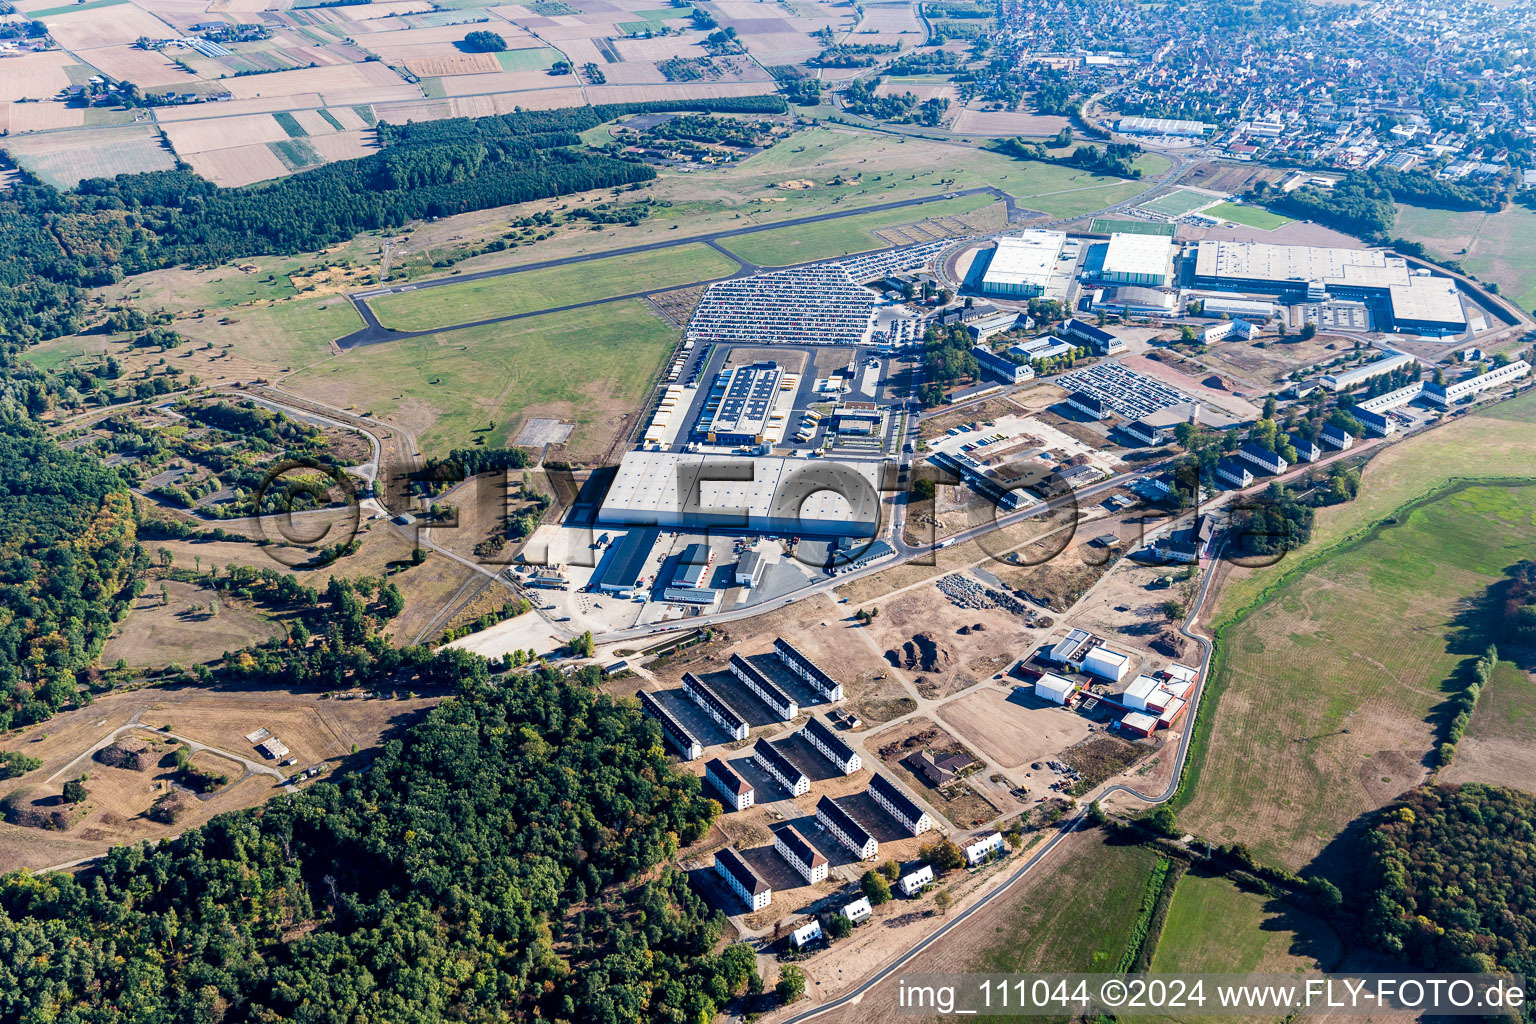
[{"x1": 337, "y1": 187, "x2": 999, "y2": 348}]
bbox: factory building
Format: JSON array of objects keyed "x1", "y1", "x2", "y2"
[
  {"x1": 1116, "y1": 116, "x2": 1213, "y2": 137},
  {"x1": 1035, "y1": 672, "x2": 1079, "y2": 704},
  {"x1": 978, "y1": 231, "x2": 1067, "y2": 298},
  {"x1": 1097, "y1": 233, "x2": 1174, "y2": 287},
  {"x1": 595, "y1": 527, "x2": 658, "y2": 595},
  {"x1": 972, "y1": 345, "x2": 1035, "y2": 385},
  {"x1": 597, "y1": 451, "x2": 884, "y2": 537},
  {"x1": 817, "y1": 795, "x2": 878, "y2": 860},
  {"x1": 706, "y1": 758, "x2": 754, "y2": 811},
  {"x1": 700, "y1": 361, "x2": 788, "y2": 446},
  {"x1": 775, "y1": 638, "x2": 845, "y2": 701},
  {"x1": 754, "y1": 739, "x2": 810, "y2": 796},
  {"x1": 729, "y1": 652, "x2": 798, "y2": 721},
  {"x1": 1320, "y1": 352, "x2": 1417, "y2": 391},
  {"x1": 775, "y1": 825, "x2": 829, "y2": 885},
  {"x1": 715, "y1": 847, "x2": 771, "y2": 911},
  {"x1": 1191, "y1": 240, "x2": 1466, "y2": 335},
  {"x1": 1425, "y1": 359, "x2": 1531, "y2": 406},
  {"x1": 802, "y1": 716, "x2": 861, "y2": 774}
]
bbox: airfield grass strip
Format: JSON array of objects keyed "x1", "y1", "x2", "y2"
[{"x1": 1170, "y1": 473, "x2": 1536, "y2": 815}]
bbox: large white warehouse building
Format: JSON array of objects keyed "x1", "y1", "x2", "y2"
[
  {"x1": 979, "y1": 231, "x2": 1066, "y2": 298},
  {"x1": 597, "y1": 451, "x2": 885, "y2": 537}
]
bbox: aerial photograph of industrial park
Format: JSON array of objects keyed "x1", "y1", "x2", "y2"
[{"x1": 0, "y1": 0, "x2": 1534, "y2": 1017}]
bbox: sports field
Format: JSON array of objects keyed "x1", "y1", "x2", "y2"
[
  {"x1": 1089, "y1": 218, "x2": 1176, "y2": 236},
  {"x1": 1181, "y1": 481, "x2": 1536, "y2": 871},
  {"x1": 718, "y1": 194, "x2": 995, "y2": 266},
  {"x1": 285, "y1": 299, "x2": 676, "y2": 457},
  {"x1": 369, "y1": 243, "x2": 737, "y2": 331},
  {"x1": 1396, "y1": 202, "x2": 1536, "y2": 314},
  {"x1": 1209, "y1": 201, "x2": 1292, "y2": 230},
  {"x1": 1138, "y1": 188, "x2": 1214, "y2": 217}
]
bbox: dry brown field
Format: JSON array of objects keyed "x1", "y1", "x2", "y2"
[
  {"x1": 935, "y1": 687, "x2": 1093, "y2": 771},
  {"x1": 950, "y1": 107, "x2": 1072, "y2": 136},
  {"x1": 82, "y1": 43, "x2": 192, "y2": 87},
  {"x1": 186, "y1": 143, "x2": 292, "y2": 186},
  {"x1": 43, "y1": 3, "x2": 179, "y2": 50},
  {"x1": 0, "y1": 685, "x2": 439, "y2": 874},
  {"x1": 405, "y1": 52, "x2": 503, "y2": 77},
  {"x1": 3, "y1": 100, "x2": 85, "y2": 132},
  {"x1": 0, "y1": 50, "x2": 77, "y2": 102},
  {"x1": 102, "y1": 577, "x2": 288, "y2": 669},
  {"x1": 163, "y1": 112, "x2": 294, "y2": 153}
]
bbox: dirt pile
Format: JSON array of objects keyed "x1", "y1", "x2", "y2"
[{"x1": 886, "y1": 632, "x2": 952, "y2": 673}]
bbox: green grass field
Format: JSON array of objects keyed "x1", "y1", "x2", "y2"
[
  {"x1": 1209, "y1": 201, "x2": 1292, "y2": 230},
  {"x1": 1138, "y1": 188, "x2": 1214, "y2": 217},
  {"x1": 369, "y1": 243, "x2": 736, "y2": 331},
  {"x1": 1149, "y1": 872, "x2": 1339, "y2": 974},
  {"x1": 1182, "y1": 481, "x2": 1536, "y2": 871},
  {"x1": 967, "y1": 838, "x2": 1163, "y2": 980},
  {"x1": 29, "y1": 0, "x2": 125, "y2": 15},
  {"x1": 20, "y1": 336, "x2": 108, "y2": 372},
  {"x1": 495, "y1": 47, "x2": 562, "y2": 72},
  {"x1": 285, "y1": 299, "x2": 676, "y2": 455},
  {"x1": 717, "y1": 194, "x2": 995, "y2": 266},
  {"x1": 1089, "y1": 218, "x2": 1177, "y2": 236},
  {"x1": 1396, "y1": 202, "x2": 1536, "y2": 315}
]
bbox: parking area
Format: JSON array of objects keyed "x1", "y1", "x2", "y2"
[{"x1": 1055, "y1": 362, "x2": 1196, "y2": 419}]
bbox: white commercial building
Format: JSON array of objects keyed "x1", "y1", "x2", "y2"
[
  {"x1": 597, "y1": 451, "x2": 884, "y2": 537},
  {"x1": 979, "y1": 231, "x2": 1067, "y2": 298},
  {"x1": 964, "y1": 832, "x2": 1006, "y2": 866},
  {"x1": 1082, "y1": 646, "x2": 1131, "y2": 682},
  {"x1": 1425, "y1": 359, "x2": 1531, "y2": 406},
  {"x1": 1321, "y1": 353, "x2": 1417, "y2": 392},
  {"x1": 1116, "y1": 116, "x2": 1213, "y2": 137},
  {"x1": 1034, "y1": 672, "x2": 1079, "y2": 705},
  {"x1": 1098, "y1": 233, "x2": 1174, "y2": 287}
]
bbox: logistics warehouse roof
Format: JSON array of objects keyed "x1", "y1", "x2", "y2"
[
  {"x1": 597, "y1": 451, "x2": 884, "y2": 534},
  {"x1": 1102, "y1": 232, "x2": 1174, "y2": 278},
  {"x1": 707, "y1": 362, "x2": 783, "y2": 438},
  {"x1": 1388, "y1": 277, "x2": 1466, "y2": 327},
  {"x1": 1194, "y1": 240, "x2": 1408, "y2": 287},
  {"x1": 981, "y1": 231, "x2": 1066, "y2": 291}
]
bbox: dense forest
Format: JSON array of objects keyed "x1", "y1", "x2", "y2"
[
  {"x1": 0, "y1": 422, "x2": 141, "y2": 729},
  {"x1": 0, "y1": 659, "x2": 750, "y2": 1023},
  {"x1": 1363, "y1": 783, "x2": 1536, "y2": 975},
  {"x1": 0, "y1": 96, "x2": 785, "y2": 345},
  {"x1": 1501, "y1": 560, "x2": 1536, "y2": 644}
]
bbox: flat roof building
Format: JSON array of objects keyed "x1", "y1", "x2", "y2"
[
  {"x1": 1116, "y1": 116, "x2": 1213, "y2": 137},
  {"x1": 1099, "y1": 233, "x2": 1174, "y2": 287},
  {"x1": 597, "y1": 451, "x2": 883, "y2": 538},
  {"x1": 979, "y1": 232, "x2": 1066, "y2": 298},
  {"x1": 702, "y1": 361, "x2": 785, "y2": 445},
  {"x1": 595, "y1": 527, "x2": 658, "y2": 595},
  {"x1": 1035, "y1": 672, "x2": 1079, "y2": 704}
]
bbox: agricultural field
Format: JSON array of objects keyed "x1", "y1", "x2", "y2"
[
  {"x1": 368, "y1": 243, "x2": 738, "y2": 330},
  {"x1": 1395, "y1": 202, "x2": 1536, "y2": 315},
  {"x1": 1208, "y1": 201, "x2": 1293, "y2": 230},
  {"x1": 3, "y1": 124, "x2": 176, "y2": 187},
  {"x1": 285, "y1": 299, "x2": 677, "y2": 458},
  {"x1": 1214, "y1": 388, "x2": 1536, "y2": 618},
  {"x1": 1180, "y1": 481, "x2": 1536, "y2": 873},
  {"x1": 1440, "y1": 658, "x2": 1536, "y2": 795}
]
